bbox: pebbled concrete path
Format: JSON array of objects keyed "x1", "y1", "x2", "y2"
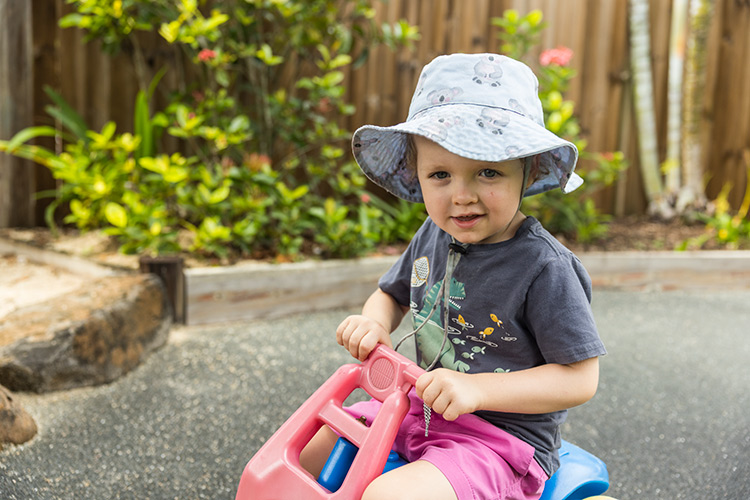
[{"x1": 1, "y1": 289, "x2": 749, "y2": 500}]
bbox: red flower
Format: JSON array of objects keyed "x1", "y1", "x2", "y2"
[
  {"x1": 198, "y1": 49, "x2": 217, "y2": 62},
  {"x1": 539, "y1": 46, "x2": 573, "y2": 67},
  {"x1": 360, "y1": 193, "x2": 371, "y2": 204}
]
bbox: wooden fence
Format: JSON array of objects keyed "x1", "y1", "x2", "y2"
[{"x1": 1, "y1": 0, "x2": 749, "y2": 227}]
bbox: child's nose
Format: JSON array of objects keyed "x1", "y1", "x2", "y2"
[{"x1": 452, "y1": 181, "x2": 478, "y2": 205}]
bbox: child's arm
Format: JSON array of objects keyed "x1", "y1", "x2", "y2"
[
  {"x1": 415, "y1": 357, "x2": 600, "y2": 421},
  {"x1": 336, "y1": 288, "x2": 409, "y2": 361}
]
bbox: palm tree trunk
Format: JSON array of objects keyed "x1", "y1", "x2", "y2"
[
  {"x1": 628, "y1": 0, "x2": 672, "y2": 218},
  {"x1": 665, "y1": 0, "x2": 689, "y2": 198},
  {"x1": 678, "y1": 0, "x2": 714, "y2": 213}
]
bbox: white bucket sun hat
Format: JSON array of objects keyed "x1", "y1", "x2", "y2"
[{"x1": 352, "y1": 53, "x2": 583, "y2": 203}]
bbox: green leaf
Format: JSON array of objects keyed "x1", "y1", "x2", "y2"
[
  {"x1": 256, "y1": 44, "x2": 283, "y2": 66},
  {"x1": 159, "y1": 21, "x2": 181, "y2": 43},
  {"x1": 227, "y1": 115, "x2": 249, "y2": 134},
  {"x1": 216, "y1": 69, "x2": 230, "y2": 88},
  {"x1": 0, "y1": 141, "x2": 67, "y2": 169},
  {"x1": 163, "y1": 166, "x2": 188, "y2": 183},
  {"x1": 290, "y1": 184, "x2": 309, "y2": 200},
  {"x1": 6, "y1": 126, "x2": 59, "y2": 150},
  {"x1": 58, "y1": 13, "x2": 85, "y2": 28},
  {"x1": 204, "y1": 12, "x2": 230, "y2": 31},
  {"x1": 43, "y1": 86, "x2": 89, "y2": 142},
  {"x1": 209, "y1": 182, "x2": 231, "y2": 204},
  {"x1": 527, "y1": 9, "x2": 544, "y2": 27},
  {"x1": 134, "y1": 91, "x2": 150, "y2": 140},
  {"x1": 105, "y1": 202, "x2": 129, "y2": 228},
  {"x1": 329, "y1": 54, "x2": 352, "y2": 69},
  {"x1": 139, "y1": 156, "x2": 167, "y2": 174}
]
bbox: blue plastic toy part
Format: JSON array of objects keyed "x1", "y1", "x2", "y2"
[
  {"x1": 539, "y1": 440, "x2": 610, "y2": 500},
  {"x1": 317, "y1": 436, "x2": 608, "y2": 500},
  {"x1": 317, "y1": 436, "x2": 408, "y2": 493}
]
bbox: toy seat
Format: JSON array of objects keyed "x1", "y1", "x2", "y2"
[
  {"x1": 539, "y1": 440, "x2": 609, "y2": 500},
  {"x1": 235, "y1": 345, "x2": 424, "y2": 500}
]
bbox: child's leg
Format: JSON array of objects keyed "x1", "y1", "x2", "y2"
[
  {"x1": 362, "y1": 460, "x2": 457, "y2": 500},
  {"x1": 298, "y1": 425, "x2": 339, "y2": 478}
]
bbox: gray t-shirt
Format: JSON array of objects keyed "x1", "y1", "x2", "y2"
[{"x1": 379, "y1": 216, "x2": 606, "y2": 475}]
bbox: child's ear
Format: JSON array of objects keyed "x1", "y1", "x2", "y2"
[{"x1": 526, "y1": 156, "x2": 541, "y2": 188}]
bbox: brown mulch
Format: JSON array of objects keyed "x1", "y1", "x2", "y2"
[{"x1": 559, "y1": 216, "x2": 747, "y2": 253}]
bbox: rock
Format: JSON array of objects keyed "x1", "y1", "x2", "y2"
[
  {"x1": 0, "y1": 274, "x2": 171, "y2": 393},
  {"x1": 0, "y1": 384, "x2": 37, "y2": 447}
]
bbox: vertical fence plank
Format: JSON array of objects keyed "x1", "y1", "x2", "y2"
[
  {"x1": 707, "y1": 0, "x2": 750, "y2": 206},
  {"x1": 30, "y1": 0, "x2": 60, "y2": 224},
  {"x1": 0, "y1": 0, "x2": 35, "y2": 227}
]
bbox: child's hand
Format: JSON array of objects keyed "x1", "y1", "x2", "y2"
[
  {"x1": 415, "y1": 369, "x2": 483, "y2": 421},
  {"x1": 336, "y1": 315, "x2": 393, "y2": 362}
]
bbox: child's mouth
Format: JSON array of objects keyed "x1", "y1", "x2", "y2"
[{"x1": 452, "y1": 214, "x2": 482, "y2": 227}]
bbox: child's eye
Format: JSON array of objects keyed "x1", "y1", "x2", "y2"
[
  {"x1": 430, "y1": 171, "x2": 450, "y2": 180},
  {"x1": 480, "y1": 169, "x2": 501, "y2": 178}
]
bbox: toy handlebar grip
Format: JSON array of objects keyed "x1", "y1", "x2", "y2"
[
  {"x1": 359, "y1": 344, "x2": 425, "y2": 403},
  {"x1": 317, "y1": 345, "x2": 425, "y2": 450}
]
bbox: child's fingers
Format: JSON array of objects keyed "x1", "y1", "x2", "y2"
[
  {"x1": 414, "y1": 371, "x2": 435, "y2": 403},
  {"x1": 335, "y1": 315, "x2": 356, "y2": 346},
  {"x1": 416, "y1": 370, "x2": 472, "y2": 421},
  {"x1": 336, "y1": 315, "x2": 390, "y2": 361},
  {"x1": 342, "y1": 322, "x2": 371, "y2": 360},
  {"x1": 356, "y1": 333, "x2": 380, "y2": 362},
  {"x1": 336, "y1": 315, "x2": 364, "y2": 350}
]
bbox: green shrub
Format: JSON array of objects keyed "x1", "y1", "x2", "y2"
[
  {"x1": 679, "y1": 164, "x2": 750, "y2": 250},
  {"x1": 2, "y1": 1, "x2": 420, "y2": 260}
]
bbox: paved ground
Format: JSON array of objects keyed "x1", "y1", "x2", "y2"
[{"x1": 1, "y1": 289, "x2": 749, "y2": 500}]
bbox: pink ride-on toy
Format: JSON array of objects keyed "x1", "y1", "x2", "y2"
[{"x1": 235, "y1": 345, "x2": 616, "y2": 500}]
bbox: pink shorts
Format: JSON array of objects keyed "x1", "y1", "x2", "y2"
[{"x1": 345, "y1": 389, "x2": 548, "y2": 500}]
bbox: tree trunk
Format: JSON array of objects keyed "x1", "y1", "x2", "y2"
[
  {"x1": 628, "y1": 0, "x2": 672, "y2": 218},
  {"x1": 678, "y1": 0, "x2": 714, "y2": 213},
  {"x1": 665, "y1": 0, "x2": 689, "y2": 198}
]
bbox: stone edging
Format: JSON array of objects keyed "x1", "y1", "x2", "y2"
[
  {"x1": 4, "y1": 236, "x2": 750, "y2": 326},
  {"x1": 579, "y1": 251, "x2": 750, "y2": 291}
]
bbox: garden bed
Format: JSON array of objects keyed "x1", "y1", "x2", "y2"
[
  {"x1": 2, "y1": 217, "x2": 749, "y2": 325},
  {"x1": 0, "y1": 216, "x2": 738, "y2": 269}
]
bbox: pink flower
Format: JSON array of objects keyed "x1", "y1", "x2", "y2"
[
  {"x1": 360, "y1": 193, "x2": 371, "y2": 204},
  {"x1": 198, "y1": 49, "x2": 217, "y2": 62},
  {"x1": 539, "y1": 46, "x2": 573, "y2": 67},
  {"x1": 245, "y1": 152, "x2": 271, "y2": 172},
  {"x1": 316, "y1": 97, "x2": 332, "y2": 114}
]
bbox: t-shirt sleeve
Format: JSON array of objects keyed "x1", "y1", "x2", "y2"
[
  {"x1": 378, "y1": 248, "x2": 413, "y2": 307},
  {"x1": 524, "y1": 254, "x2": 606, "y2": 365},
  {"x1": 378, "y1": 220, "x2": 433, "y2": 307}
]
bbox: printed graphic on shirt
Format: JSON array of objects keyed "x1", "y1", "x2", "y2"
[
  {"x1": 411, "y1": 259, "x2": 518, "y2": 373},
  {"x1": 411, "y1": 256, "x2": 430, "y2": 287},
  {"x1": 412, "y1": 276, "x2": 470, "y2": 372},
  {"x1": 451, "y1": 314, "x2": 473, "y2": 331}
]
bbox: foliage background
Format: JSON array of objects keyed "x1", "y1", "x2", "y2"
[{"x1": 2, "y1": 0, "x2": 749, "y2": 255}]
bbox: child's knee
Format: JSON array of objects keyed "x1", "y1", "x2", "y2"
[
  {"x1": 361, "y1": 474, "x2": 402, "y2": 500},
  {"x1": 299, "y1": 426, "x2": 338, "y2": 477},
  {"x1": 361, "y1": 461, "x2": 457, "y2": 500}
]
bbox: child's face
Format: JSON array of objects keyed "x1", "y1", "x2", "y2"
[{"x1": 414, "y1": 135, "x2": 526, "y2": 245}]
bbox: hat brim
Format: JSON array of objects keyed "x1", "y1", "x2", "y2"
[{"x1": 353, "y1": 103, "x2": 580, "y2": 203}]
